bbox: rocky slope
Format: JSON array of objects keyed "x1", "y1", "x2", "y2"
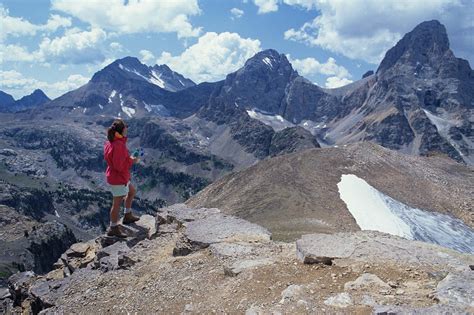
[
  {"x1": 187, "y1": 142, "x2": 473, "y2": 241},
  {"x1": 2, "y1": 206, "x2": 472, "y2": 314}
]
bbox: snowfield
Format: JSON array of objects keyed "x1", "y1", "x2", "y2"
[{"x1": 338, "y1": 174, "x2": 474, "y2": 254}]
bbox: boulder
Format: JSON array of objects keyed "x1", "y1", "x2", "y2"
[
  {"x1": 344, "y1": 273, "x2": 391, "y2": 291},
  {"x1": 323, "y1": 292, "x2": 353, "y2": 308},
  {"x1": 94, "y1": 242, "x2": 133, "y2": 272},
  {"x1": 296, "y1": 231, "x2": 474, "y2": 270},
  {"x1": 296, "y1": 234, "x2": 355, "y2": 264},
  {"x1": 280, "y1": 284, "x2": 304, "y2": 302},
  {"x1": 224, "y1": 258, "x2": 274, "y2": 277},
  {"x1": 435, "y1": 271, "x2": 473, "y2": 307}
]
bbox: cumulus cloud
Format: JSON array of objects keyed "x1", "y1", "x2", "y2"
[
  {"x1": 288, "y1": 55, "x2": 351, "y2": 78},
  {"x1": 139, "y1": 50, "x2": 155, "y2": 64},
  {"x1": 0, "y1": 70, "x2": 89, "y2": 99},
  {"x1": 230, "y1": 8, "x2": 244, "y2": 19},
  {"x1": 284, "y1": 0, "x2": 474, "y2": 64},
  {"x1": 0, "y1": 6, "x2": 71, "y2": 42},
  {"x1": 51, "y1": 0, "x2": 202, "y2": 38},
  {"x1": 253, "y1": 0, "x2": 278, "y2": 14},
  {"x1": 157, "y1": 32, "x2": 262, "y2": 83},
  {"x1": 288, "y1": 55, "x2": 353, "y2": 88},
  {"x1": 1, "y1": 28, "x2": 107, "y2": 65},
  {"x1": 38, "y1": 28, "x2": 107, "y2": 64},
  {"x1": 325, "y1": 76, "x2": 353, "y2": 89}
]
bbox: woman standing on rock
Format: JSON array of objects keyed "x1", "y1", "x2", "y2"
[{"x1": 104, "y1": 119, "x2": 140, "y2": 238}]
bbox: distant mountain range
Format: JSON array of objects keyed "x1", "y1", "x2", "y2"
[
  {"x1": 0, "y1": 89, "x2": 50, "y2": 112},
  {"x1": 4, "y1": 20, "x2": 468, "y2": 165}
]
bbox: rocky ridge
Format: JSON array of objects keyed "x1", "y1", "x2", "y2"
[{"x1": 2, "y1": 205, "x2": 472, "y2": 314}]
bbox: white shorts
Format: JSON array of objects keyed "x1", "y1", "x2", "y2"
[{"x1": 109, "y1": 182, "x2": 130, "y2": 197}]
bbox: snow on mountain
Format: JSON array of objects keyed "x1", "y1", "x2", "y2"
[{"x1": 338, "y1": 174, "x2": 474, "y2": 254}]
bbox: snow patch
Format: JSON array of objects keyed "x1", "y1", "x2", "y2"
[
  {"x1": 246, "y1": 109, "x2": 294, "y2": 131},
  {"x1": 98, "y1": 104, "x2": 103, "y2": 110},
  {"x1": 122, "y1": 106, "x2": 135, "y2": 118},
  {"x1": 150, "y1": 70, "x2": 165, "y2": 89},
  {"x1": 338, "y1": 174, "x2": 474, "y2": 253},
  {"x1": 54, "y1": 210, "x2": 60, "y2": 218},
  {"x1": 262, "y1": 57, "x2": 273, "y2": 68},
  {"x1": 108, "y1": 90, "x2": 116, "y2": 103},
  {"x1": 83, "y1": 108, "x2": 87, "y2": 114}
]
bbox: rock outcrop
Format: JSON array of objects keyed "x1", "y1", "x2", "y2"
[{"x1": 2, "y1": 207, "x2": 472, "y2": 314}]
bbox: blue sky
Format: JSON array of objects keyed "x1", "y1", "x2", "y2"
[{"x1": 1, "y1": 0, "x2": 473, "y2": 99}]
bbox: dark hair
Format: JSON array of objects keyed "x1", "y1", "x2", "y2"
[{"x1": 107, "y1": 119, "x2": 127, "y2": 142}]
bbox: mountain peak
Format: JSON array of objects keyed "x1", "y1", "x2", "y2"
[
  {"x1": 377, "y1": 20, "x2": 450, "y2": 74},
  {"x1": 243, "y1": 49, "x2": 294, "y2": 73}
]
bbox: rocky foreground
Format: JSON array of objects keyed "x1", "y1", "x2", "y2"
[{"x1": 1, "y1": 204, "x2": 473, "y2": 314}]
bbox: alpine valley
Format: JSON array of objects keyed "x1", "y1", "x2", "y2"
[{"x1": 0, "y1": 20, "x2": 473, "y2": 314}]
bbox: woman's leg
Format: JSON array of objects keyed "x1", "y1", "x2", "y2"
[
  {"x1": 125, "y1": 183, "x2": 136, "y2": 209},
  {"x1": 123, "y1": 183, "x2": 139, "y2": 224},
  {"x1": 110, "y1": 195, "x2": 125, "y2": 225}
]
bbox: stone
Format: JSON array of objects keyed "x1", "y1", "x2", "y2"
[
  {"x1": 280, "y1": 285, "x2": 304, "y2": 302},
  {"x1": 45, "y1": 269, "x2": 64, "y2": 281},
  {"x1": 209, "y1": 242, "x2": 254, "y2": 258},
  {"x1": 435, "y1": 271, "x2": 474, "y2": 307},
  {"x1": 296, "y1": 234, "x2": 355, "y2": 265},
  {"x1": 157, "y1": 223, "x2": 179, "y2": 235},
  {"x1": 66, "y1": 243, "x2": 90, "y2": 258},
  {"x1": 224, "y1": 258, "x2": 274, "y2": 277},
  {"x1": 8, "y1": 271, "x2": 36, "y2": 305},
  {"x1": 296, "y1": 231, "x2": 474, "y2": 270},
  {"x1": 0, "y1": 288, "x2": 11, "y2": 300},
  {"x1": 323, "y1": 292, "x2": 353, "y2": 308},
  {"x1": 164, "y1": 204, "x2": 221, "y2": 223},
  {"x1": 95, "y1": 242, "x2": 131, "y2": 272},
  {"x1": 344, "y1": 273, "x2": 391, "y2": 291},
  {"x1": 185, "y1": 214, "x2": 271, "y2": 248},
  {"x1": 127, "y1": 214, "x2": 157, "y2": 239}
]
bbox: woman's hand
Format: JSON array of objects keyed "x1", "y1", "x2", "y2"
[{"x1": 131, "y1": 156, "x2": 140, "y2": 164}]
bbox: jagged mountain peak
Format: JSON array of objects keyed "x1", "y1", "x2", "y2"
[
  {"x1": 377, "y1": 20, "x2": 450, "y2": 74},
  {"x1": 243, "y1": 49, "x2": 294, "y2": 73},
  {"x1": 29, "y1": 89, "x2": 49, "y2": 99}
]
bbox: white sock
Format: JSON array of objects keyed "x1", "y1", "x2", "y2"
[
  {"x1": 110, "y1": 221, "x2": 118, "y2": 227},
  {"x1": 124, "y1": 208, "x2": 132, "y2": 214}
]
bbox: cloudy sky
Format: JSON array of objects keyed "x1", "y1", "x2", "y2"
[{"x1": 1, "y1": 0, "x2": 473, "y2": 99}]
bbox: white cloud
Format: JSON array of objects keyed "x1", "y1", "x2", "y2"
[
  {"x1": 253, "y1": 0, "x2": 279, "y2": 14},
  {"x1": 139, "y1": 50, "x2": 155, "y2": 64},
  {"x1": 0, "y1": 70, "x2": 89, "y2": 99},
  {"x1": 0, "y1": 6, "x2": 71, "y2": 42},
  {"x1": 282, "y1": 0, "x2": 318, "y2": 10},
  {"x1": 325, "y1": 76, "x2": 353, "y2": 89},
  {"x1": 288, "y1": 55, "x2": 353, "y2": 88},
  {"x1": 284, "y1": 0, "x2": 474, "y2": 64},
  {"x1": 230, "y1": 8, "x2": 244, "y2": 19},
  {"x1": 51, "y1": 0, "x2": 202, "y2": 38},
  {"x1": 0, "y1": 44, "x2": 40, "y2": 62},
  {"x1": 288, "y1": 55, "x2": 351, "y2": 79},
  {"x1": 38, "y1": 28, "x2": 107, "y2": 64},
  {"x1": 157, "y1": 32, "x2": 262, "y2": 83},
  {"x1": 1, "y1": 28, "x2": 107, "y2": 65}
]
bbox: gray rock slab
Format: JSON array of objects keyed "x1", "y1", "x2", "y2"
[
  {"x1": 323, "y1": 292, "x2": 353, "y2": 308},
  {"x1": 66, "y1": 243, "x2": 90, "y2": 258},
  {"x1": 297, "y1": 231, "x2": 474, "y2": 271},
  {"x1": 185, "y1": 214, "x2": 271, "y2": 247},
  {"x1": 296, "y1": 233, "x2": 355, "y2": 264},
  {"x1": 435, "y1": 270, "x2": 474, "y2": 307},
  {"x1": 344, "y1": 273, "x2": 391, "y2": 291},
  {"x1": 162, "y1": 204, "x2": 221, "y2": 223},
  {"x1": 224, "y1": 258, "x2": 274, "y2": 277},
  {"x1": 209, "y1": 242, "x2": 255, "y2": 258},
  {"x1": 280, "y1": 284, "x2": 304, "y2": 302}
]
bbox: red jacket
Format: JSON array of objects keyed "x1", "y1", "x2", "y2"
[{"x1": 104, "y1": 137, "x2": 134, "y2": 185}]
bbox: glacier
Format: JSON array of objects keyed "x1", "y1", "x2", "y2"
[{"x1": 337, "y1": 174, "x2": 474, "y2": 254}]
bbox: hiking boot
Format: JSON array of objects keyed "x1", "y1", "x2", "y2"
[
  {"x1": 107, "y1": 225, "x2": 127, "y2": 238},
  {"x1": 122, "y1": 212, "x2": 140, "y2": 225}
]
